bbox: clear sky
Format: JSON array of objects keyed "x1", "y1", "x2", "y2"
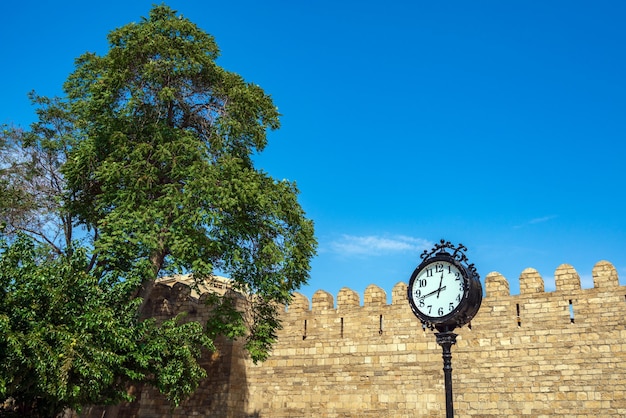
[{"x1": 2, "y1": 1, "x2": 625, "y2": 303}]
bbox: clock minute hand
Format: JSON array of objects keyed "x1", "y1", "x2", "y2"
[{"x1": 436, "y1": 272, "x2": 444, "y2": 298}]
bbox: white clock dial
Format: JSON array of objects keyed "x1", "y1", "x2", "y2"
[{"x1": 410, "y1": 261, "x2": 465, "y2": 318}]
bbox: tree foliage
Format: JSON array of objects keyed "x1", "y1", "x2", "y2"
[
  {"x1": 0, "y1": 234, "x2": 211, "y2": 416},
  {"x1": 0, "y1": 94, "x2": 75, "y2": 253},
  {"x1": 0, "y1": 4, "x2": 316, "y2": 416}
]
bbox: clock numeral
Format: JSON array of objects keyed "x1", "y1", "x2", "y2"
[
  {"x1": 427, "y1": 305, "x2": 432, "y2": 314},
  {"x1": 455, "y1": 271, "x2": 461, "y2": 280},
  {"x1": 419, "y1": 298, "x2": 425, "y2": 308},
  {"x1": 449, "y1": 302, "x2": 455, "y2": 311},
  {"x1": 456, "y1": 294, "x2": 461, "y2": 302},
  {"x1": 426, "y1": 268, "x2": 433, "y2": 277},
  {"x1": 414, "y1": 289, "x2": 422, "y2": 298},
  {"x1": 438, "y1": 307, "x2": 444, "y2": 316},
  {"x1": 435, "y1": 263, "x2": 444, "y2": 273},
  {"x1": 418, "y1": 279, "x2": 427, "y2": 288}
]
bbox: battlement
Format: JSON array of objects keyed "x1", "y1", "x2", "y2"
[
  {"x1": 253, "y1": 259, "x2": 626, "y2": 417},
  {"x1": 288, "y1": 260, "x2": 620, "y2": 312},
  {"x1": 91, "y1": 260, "x2": 626, "y2": 418}
]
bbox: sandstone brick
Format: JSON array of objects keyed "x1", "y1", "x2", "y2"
[{"x1": 82, "y1": 262, "x2": 626, "y2": 418}]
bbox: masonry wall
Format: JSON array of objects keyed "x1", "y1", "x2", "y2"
[
  {"x1": 87, "y1": 260, "x2": 626, "y2": 417},
  {"x1": 81, "y1": 279, "x2": 253, "y2": 418}
]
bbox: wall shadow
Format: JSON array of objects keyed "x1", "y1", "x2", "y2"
[{"x1": 81, "y1": 282, "x2": 256, "y2": 418}]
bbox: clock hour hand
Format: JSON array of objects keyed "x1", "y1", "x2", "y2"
[{"x1": 420, "y1": 286, "x2": 446, "y2": 299}]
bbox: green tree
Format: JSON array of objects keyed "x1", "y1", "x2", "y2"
[
  {"x1": 0, "y1": 234, "x2": 211, "y2": 417},
  {"x1": 0, "y1": 4, "x2": 316, "y2": 416}
]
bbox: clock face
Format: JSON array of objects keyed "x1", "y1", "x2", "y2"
[{"x1": 409, "y1": 260, "x2": 466, "y2": 319}]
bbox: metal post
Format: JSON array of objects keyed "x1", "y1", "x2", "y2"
[{"x1": 435, "y1": 331, "x2": 457, "y2": 418}]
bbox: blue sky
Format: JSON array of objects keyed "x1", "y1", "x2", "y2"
[{"x1": 2, "y1": 1, "x2": 625, "y2": 303}]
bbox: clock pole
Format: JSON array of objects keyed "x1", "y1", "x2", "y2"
[
  {"x1": 436, "y1": 329, "x2": 458, "y2": 418},
  {"x1": 406, "y1": 240, "x2": 482, "y2": 418}
]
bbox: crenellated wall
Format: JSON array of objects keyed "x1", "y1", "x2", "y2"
[{"x1": 84, "y1": 261, "x2": 626, "y2": 417}]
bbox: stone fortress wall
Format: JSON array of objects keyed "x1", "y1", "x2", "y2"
[{"x1": 84, "y1": 260, "x2": 626, "y2": 417}]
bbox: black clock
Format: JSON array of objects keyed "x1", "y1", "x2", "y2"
[{"x1": 407, "y1": 240, "x2": 482, "y2": 331}]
